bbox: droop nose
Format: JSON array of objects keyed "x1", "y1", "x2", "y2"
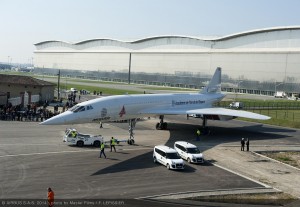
[{"x1": 40, "y1": 111, "x2": 74, "y2": 125}]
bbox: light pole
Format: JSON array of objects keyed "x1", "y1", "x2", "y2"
[
  {"x1": 7, "y1": 56, "x2": 10, "y2": 69},
  {"x1": 235, "y1": 80, "x2": 243, "y2": 100},
  {"x1": 57, "y1": 70, "x2": 61, "y2": 101}
]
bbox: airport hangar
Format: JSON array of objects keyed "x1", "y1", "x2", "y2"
[{"x1": 34, "y1": 26, "x2": 300, "y2": 96}]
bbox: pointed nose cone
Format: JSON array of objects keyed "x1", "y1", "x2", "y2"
[{"x1": 40, "y1": 111, "x2": 74, "y2": 125}]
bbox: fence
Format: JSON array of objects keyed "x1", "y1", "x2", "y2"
[{"x1": 217, "y1": 101, "x2": 300, "y2": 121}]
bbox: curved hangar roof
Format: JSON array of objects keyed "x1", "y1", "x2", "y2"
[{"x1": 34, "y1": 26, "x2": 300, "y2": 51}]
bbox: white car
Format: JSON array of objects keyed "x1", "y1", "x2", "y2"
[
  {"x1": 174, "y1": 141, "x2": 204, "y2": 164},
  {"x1": 153, "y1": 145, "x2": 185, "y2": 170}
]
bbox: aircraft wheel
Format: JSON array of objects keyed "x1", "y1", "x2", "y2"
[
  {"x1": 187, "y1": 158, "x2": 191, "y2": 163},
  {"x1": 153, "y1": 156, "x2": 157, "y2": 163},
  {"x1": 156, "y1": 123, "x2": 160, "y2": 130},
  {"x1": 163, "y1": 122, "x2": 168, "y2": 130}
]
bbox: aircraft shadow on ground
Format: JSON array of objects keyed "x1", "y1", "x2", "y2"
[
  {"x1": 163, "y1": 119, "x2": 295, "y2": 156},
  {"x1": 92, "y1": 118, "x2": 293, "y2": 176},
  {"x1": 91, "y1": 151, "x2": 197, "y2": 176}
]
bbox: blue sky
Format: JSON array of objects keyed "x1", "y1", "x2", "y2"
[{"x1": 1, "y1": 0, "x2": 300, "y2": 63}]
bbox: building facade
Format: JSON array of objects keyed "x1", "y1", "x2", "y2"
[
  {"x1": 0, "y1": 74, "x2": 55, "y2": 106},
  {"x1": 34, "y1": 26, "x2": 300, "y2": 94}
]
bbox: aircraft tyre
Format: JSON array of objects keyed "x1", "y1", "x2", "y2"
[
  {"x1": 156, "y1": 122, "x2": 167, "y2": 130},
  {"x1": 166, "y1": 163, "x2": 170, "y2": 170},
  {"x1": 77, "y1": 141, "x2": 84, "y2": 147},
  {"x1": 127, "y1": 139, "x2": 134, "y2": 145},
  {"x1": 153, "y1": 156, "x2": 157, "y2": 163},
  {"x1": 93, "y1": 141, "x2": 100, "y2": 147}
]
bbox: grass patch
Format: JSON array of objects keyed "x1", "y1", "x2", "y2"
[
  {"x1": 185, "y1": 192, "x2": 297, "y2": 206},
  {"x1": 237, "y1": 109, "x2": 300, "y2": 128},
  {"x1": 259, "y1": 151, "x2": 300, "y2": 168}
]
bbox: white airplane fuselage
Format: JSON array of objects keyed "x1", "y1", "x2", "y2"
[
  {"x1": 41, "y1": 68, "x2": 270, "y2": 127},
  {"x1": 42, "y1": 92, "x2": 225, "y2": 125}
]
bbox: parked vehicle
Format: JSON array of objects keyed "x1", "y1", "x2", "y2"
[
  {"x1": 274, "y1": 91, "x2": 286, "y2": 98},
  {"x1": 153, "y1": 145, "x2": 185, "y2": 170},
  {"x1": 174, "y1": 141, "x2": 204, "y2": 164},
  {"x1": 229, "y1": 102, "x2": 244, "y2": 109}
]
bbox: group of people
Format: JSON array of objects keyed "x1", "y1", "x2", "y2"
[
  {"x1": 99, "y1": 137, "x2": 117, "y2": 158},
  {"x1": 241, "y1": 138, "x2": 250, "y2": 151},
  {"x1": 0, "y1": 102, "x2": 59, "y2": 122}
]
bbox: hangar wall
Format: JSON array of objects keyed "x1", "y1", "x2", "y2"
[{"x1": 34, "y1": 27, "x2": 300, "y2": 84}]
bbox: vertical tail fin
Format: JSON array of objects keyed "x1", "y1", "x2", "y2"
[{"x1": 201, "y1": 67, "x2": 221, "y2": 94}]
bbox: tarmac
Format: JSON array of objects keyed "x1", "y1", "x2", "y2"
[{"x1": 0, "y1": 112, "x2": 300, "y2": 206}]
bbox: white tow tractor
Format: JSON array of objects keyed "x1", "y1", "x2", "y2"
[{"x1": 63, "y1": 128, "x2": 104, "y2": 147}]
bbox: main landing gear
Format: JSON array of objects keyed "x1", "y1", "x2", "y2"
[
  {"x1": 199, "y1": 116, "x2": 211, "y2": 135},
  {"x1": 156, "y1": 115, "x2": 167, "y2": 130},
  {"x1": 127, "y1": 119, "x2": 136, "y2": 145}
]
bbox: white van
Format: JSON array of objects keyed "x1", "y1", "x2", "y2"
[
  {"x1": 229, "y1": 102, "x2": 243, "y2": 109},
  {"x1": 153, "y1": 145, "x2": 185, "y2": 170},
  {"x1": 174, "y1": 141, "x2": 204, "y2": 164}
]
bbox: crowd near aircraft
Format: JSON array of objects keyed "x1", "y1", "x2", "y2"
[{"x1": 41, "y1": 67, "x2": 270, "y2": 144}]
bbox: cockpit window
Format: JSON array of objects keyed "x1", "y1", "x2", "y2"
[
  {"x1": 69, "y1": 105, "x2": 93, "y2": 112},
  {"x1": 69, "y1": 105, "x2": 85, "y2": 113},
  {"x1": 87, "y1": 105, "x2": 93, "y2": 110},
  {"x1": 75, "y1": 106, "x2": 85, "y2": 112}
]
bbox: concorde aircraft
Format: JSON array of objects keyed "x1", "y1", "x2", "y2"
[{"x1": 40, "y1": 67, "x2": 270, "y2": 144}]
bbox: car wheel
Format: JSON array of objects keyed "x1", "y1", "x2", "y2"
[
  {"x1": 153, "y1": 157, "x2": 157, "y2": 163},
  {"x1": 77, "y1": 141, "x2": 84, "y2": 147},
  {"x1": 187, "y1": 158, "x2": 191, "y2": 163},
  {"x1": 166, "y1": 163, "x2": 170, "y2": 170}
]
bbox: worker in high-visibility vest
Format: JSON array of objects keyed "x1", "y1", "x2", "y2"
[
  {"x1": 71, "y1": 130, "x2": 77, "y2": 138},
  {"x1": 196, "y1": 129, "x2": 201, "y2": 141},
  {"x1": 47, "y1": 187, "x2": 54, "y2": 207},
  {"x1": 110, "y1": 137, "x2": 116, "y2": 152},
  {"x1": 99, "y1": 142, "x2": 106, "y2": 158}
]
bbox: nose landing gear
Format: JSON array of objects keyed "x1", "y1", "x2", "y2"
[{"x1": 156, "y1": 115, "x2": 167, "y2": 130}]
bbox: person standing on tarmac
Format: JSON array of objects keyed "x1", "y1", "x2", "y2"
[
  {"x1": 246, "y1": 138, "x2": 250, "y2": 151},
  {"x1": 241, "y1": 138, "x2": 245, "y2": 151},
  {"x1": 99, "y1": 142, "x2": 106, "y2": 158},
  {"x1": 47, "y1": 187, "x2": 54, "y2": 207},
  {"x1": 196, "y1": 129, "x2": 201, "y2": 141},
  {"x1": 110, "y1": 137, "x2": 116, "y2": 152}
]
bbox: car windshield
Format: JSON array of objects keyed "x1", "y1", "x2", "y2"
[
  {"x1": 187, "y1": 148, "x2": 201, "y2": 154},
  {"x1": 166, "y1": 153, "x2": 181, "y2": 159}
]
